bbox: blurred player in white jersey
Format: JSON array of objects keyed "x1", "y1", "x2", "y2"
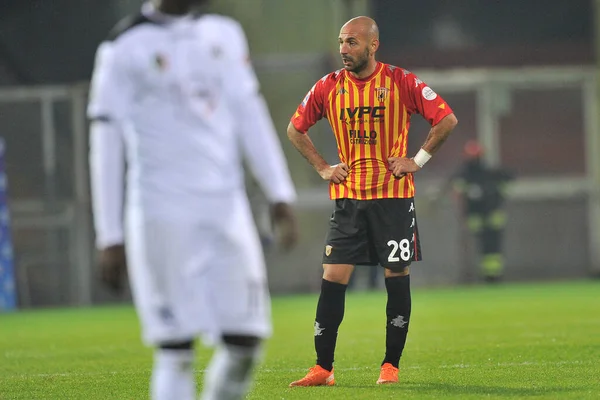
[{"x1": 88, "y1": 1, "x2": 298, "y2": 399}]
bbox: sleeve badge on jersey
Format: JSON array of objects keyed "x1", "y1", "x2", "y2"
[
  {"x1": 375, "y1": 87, "x2": 389, "y2": 102},
  {"x1": 422, "y1": 86, "x2": 437, "y2": 101}
]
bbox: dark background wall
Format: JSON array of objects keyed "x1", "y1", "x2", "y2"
[
  {"x1": 0, "y1": 0, "x2": 596, "y2": 305},
  {"x1": 374, "y1": 0, "x2": 594, "y2": 68}
]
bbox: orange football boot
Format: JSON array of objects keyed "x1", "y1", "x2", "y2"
[
  {"x1": 376, "y1": 363, "x2": 399, "y2": 384},
  {"x1": 289, "y1": 365, "x2": 335, "y2": 387}
]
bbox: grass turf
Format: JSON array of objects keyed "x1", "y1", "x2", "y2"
[{"x1": 0, "y1": 280, "x2": 598, "y2": 399}]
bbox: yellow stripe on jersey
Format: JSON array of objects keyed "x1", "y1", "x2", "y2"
[
  {"x1": 349, "y1": 78, "x2": 361, "y2": 199},
  {"x1": 374, "y1": 73, "x2": 386, "y2": 199},
  {"x1": 363, "y1": 79, "x2": 373, "y2": 199}
]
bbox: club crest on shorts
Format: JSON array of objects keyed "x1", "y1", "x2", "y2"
[
  {"x1": 325, "y1": 245, "x2": 332, "y2": 256},
  {"x1": 375, "y1": 87, "x2": 389, "y2": 102}
]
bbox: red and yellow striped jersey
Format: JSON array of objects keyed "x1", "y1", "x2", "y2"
[{"x1": 291, "y1": 62, "x2": 453, "y2": 200}]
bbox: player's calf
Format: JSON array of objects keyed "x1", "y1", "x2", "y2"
[
  {"x1": 152, "y1": 340, "x2": 196, "y2": 400},
  {"x1": 200, "y1": 334, "x2": 263, "y2": 400}
]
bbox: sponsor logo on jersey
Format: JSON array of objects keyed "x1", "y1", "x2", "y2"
[
  {"x1": 154, "y1": 54, "x2": 168, "y2": 71},
  {"x1": 339, "y1": 106, "x2": 385, "y2": 120},
  {"x1": 348, "y1": 130, "x2": 377, "y2": 145}
]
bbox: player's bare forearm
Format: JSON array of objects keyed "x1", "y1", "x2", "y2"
[
  {"x1": 388, "y1": 113, "x2": 457, "y2": 177},
  {"x1": 287, "y1": 122, "x2": 349, "y2": 183},
  {"x1": 421, "y1": 113, "x2": 458, "y2": 155},
  {"x1": 287, "y1": 122, "x2": 329, "y2": 175}
]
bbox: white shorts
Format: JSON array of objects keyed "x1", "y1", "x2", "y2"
[{"x1": 125, "y1": 192, "x2": 271, "y2": 346}]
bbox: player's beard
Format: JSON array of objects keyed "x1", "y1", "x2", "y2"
[{"x1": 343, "y1": 47, "x2": 370, "y2": 74}]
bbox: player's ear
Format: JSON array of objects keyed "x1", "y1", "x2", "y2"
[{"x1": 371, "y1": 38, "x2": 379, "y2": 53}]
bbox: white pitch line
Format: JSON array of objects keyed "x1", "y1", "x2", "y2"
[{"x1": 3, "y1": 360, "x2": 591, "y2": 379}]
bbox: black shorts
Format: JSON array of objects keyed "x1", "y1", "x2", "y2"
[{"x1": 322, "y1": 198, "x2": 422, "y2": 271}]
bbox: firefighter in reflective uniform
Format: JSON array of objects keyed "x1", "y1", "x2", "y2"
[{"x1": 452, "y1": 140, "x2": 514, "y2": 282}]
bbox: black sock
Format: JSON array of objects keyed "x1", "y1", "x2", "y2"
[
  {"x1": 314, "y1": 279, "x2": 347, "y2": 371},
  {"x1": 382, "y1": 275, "x2": 411, "y2": 368}
]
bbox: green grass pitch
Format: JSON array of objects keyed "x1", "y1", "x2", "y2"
[{"x1": 1, "y1": 280, "x2": 599, "y2": 399}]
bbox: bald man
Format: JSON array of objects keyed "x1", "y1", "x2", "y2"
[{"x1": 288, "y1": 17, "x2": 458, "y2": 386}]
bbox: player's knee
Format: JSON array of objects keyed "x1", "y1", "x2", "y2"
[
  {"x1": 159, "y1": 340, "x2": 194, "y2": 350},
  {"x1": 384, "y1": 265, "x2": 410, "y2": 278},
  {"x1": 323, "y1": 263, "x2": 354, "y2": 284},
  {"x1": 222, "y1": 334, "x2": 262, "y2": 348}
]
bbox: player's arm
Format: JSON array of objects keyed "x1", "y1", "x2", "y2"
[
  {"x1": 239, "y1": 97, "x2": 299, "y2": 250},
  {"x1": 421, "y1": 113, "x2": 458, "y2": 155},
  {"x1": 390, "y1": 114, "x2": 457, "y2": 177},
  {"x1": 288, "y1": 78, "x2": 349, "y2": 183},
  {"x1": 389, "y1": 73, "x2": 458, "y2": 177},
  {"x1": 287, "y1": 122, "x2": 348, "y2": 184},
  {"x1": 87, "y1": 41, "x2": 133, "y2": 291},
  {"x1": 239, "y1": 95, "x2": 297, "y2": 207},
  {"x1": 89, "y1": 119, "x2": 125, "y2": 249},
  {"x1": 88, "y1": 41, "x2": 132, "y2": 249},
  {"x1": 224, "y1": 21, "x2": 298, "y2": 249}
]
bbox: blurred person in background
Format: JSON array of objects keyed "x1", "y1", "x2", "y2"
[
  {"x1": 87, "y1": 0, "x2": 298, "y2": 399},
  {"x1": 450, "y1": 140, "x2": 514, "y2": 282},
  {"x1": 287, "y1": 16, "x2": 457, "y2": 387}
]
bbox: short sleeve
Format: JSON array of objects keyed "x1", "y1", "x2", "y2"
[
  {"x1": 401, "y1": 71, "x2": 453, "y2": 126},
  {"x1": 290, "y1": 77, "x2": 327, "y2": 133},
  {"x1": 87, "y1": 41, "x2": 135, "y2": 122}
]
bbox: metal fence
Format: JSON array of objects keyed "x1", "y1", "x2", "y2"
[{"x1": 0, "y1": 85, "x2": 92, "y2": 307}]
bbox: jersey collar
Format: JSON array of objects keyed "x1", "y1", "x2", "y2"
[
  {"x1": 345, "y1": 62, "x2": 383, "y2": 85},
  {"x1": 142, "y1": 1, "x2": 193, "y2": 24}
]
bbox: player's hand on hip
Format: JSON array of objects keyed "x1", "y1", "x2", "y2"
[
  {"x1": 388, "y1": 157, "x2": 421, "y2": 178},
  {"x1": 98, "y1": 244, "x2": 127, "y2": 293},
  {"x1": 319, "y1": 163, "x2": 349, "y2": 184},
  {"x1": 271, "y1": 203, "x2": 299, "y2": 251}
]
